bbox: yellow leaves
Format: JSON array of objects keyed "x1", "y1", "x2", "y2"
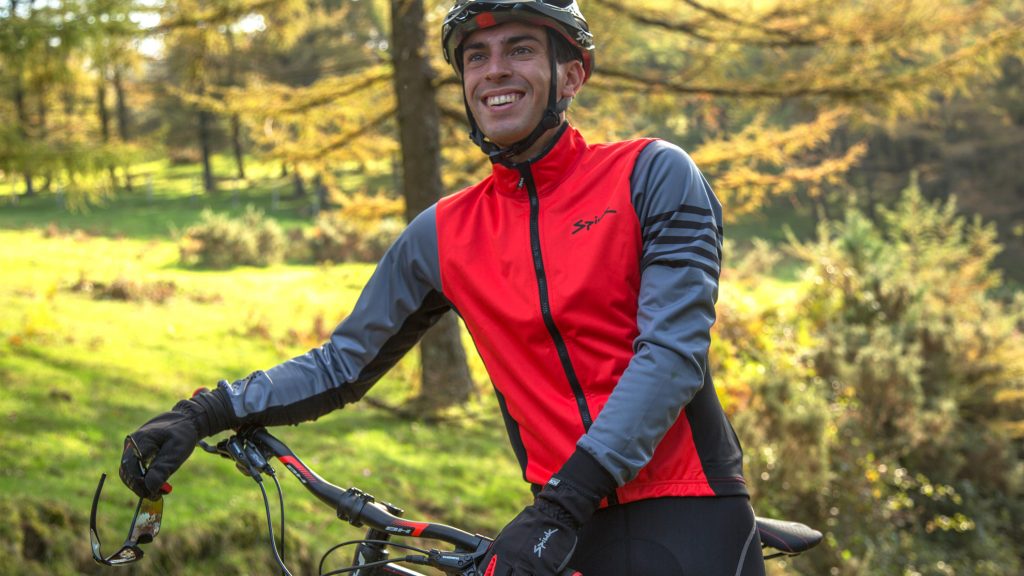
[
  {"x1": 926, "y1": 514, "x2": 976, "y2": 534},
  {"x1": 691, "y1": 109, "x2": 866, "y2": 218},
  {"x1": 694, "y1": 108, "x2": 848, "y2": 165},
  {"x1": 212, "y1": 64, "x2": 399, "y2": 168},
  {"x1": 335, "y1": 191, "x2": 405, "y2": 223}
]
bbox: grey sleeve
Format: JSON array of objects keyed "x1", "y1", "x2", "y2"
[
  {"x1": 577, "y1": 140, "x2": 723, "y2": 485},
  {"x1": 219, "y1": 205, "x2": 449, "y2": 427}
]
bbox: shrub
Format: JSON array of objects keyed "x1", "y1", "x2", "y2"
[
  {"x1": 308, "y1": 214, "x2": 403, "y2": 263},
  {"x1": 70, "y1": 273, "x2": 178, "y2": 304},
  {"x1": 725, "y1": 184, "x2": 1024, "y2": 575},
  {"x1": 179, "y1": 206, "x2": 285, "y2": 268},
  {"x1": 787, "y1": 186, "x2": 1024, "y2": 575}
]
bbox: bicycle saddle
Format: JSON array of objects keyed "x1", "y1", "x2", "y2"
[{"x1": 755, "y1": 517, "x2": 823, "y2": 555}]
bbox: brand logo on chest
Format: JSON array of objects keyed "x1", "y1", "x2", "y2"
[{"x1": 571, "y1": 208, "x2": 617, "y2": 235}]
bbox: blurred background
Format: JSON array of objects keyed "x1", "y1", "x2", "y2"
[{"x1": 0, "y1": 0, "x2": 1022, "y2": 574}]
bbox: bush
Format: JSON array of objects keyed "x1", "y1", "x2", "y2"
[
  {"x1": 70, "y1": 273, "x2": 177, "y2": 304},
  {"x1": 308, "y1": 214, "x2": 403, "y2": 263},
  {"x1": 724, "y1": 184, "x2": 1024, "y2": 575},
  {"x1": 179, "y1": 206, "x2": 285, "y2": 268}
]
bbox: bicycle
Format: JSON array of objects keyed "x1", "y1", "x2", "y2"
[{"x1": 90, "y1": 426, "x2": 823, "y2": 575}]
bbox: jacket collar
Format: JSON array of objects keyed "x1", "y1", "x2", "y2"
[{"x1": 490, "y1": 124, "x2": 587, "y2": 198}]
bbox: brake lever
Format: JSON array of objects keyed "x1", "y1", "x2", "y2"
[
  {"x1": 197, "y1": 436, "x2": 269, "y2": 481},
  {"x1": 425, "y1": 550, "x2": 478, "y2": 572},
  {"x1": 197, "y1": 439, "x2": 221, "y2": 455}
]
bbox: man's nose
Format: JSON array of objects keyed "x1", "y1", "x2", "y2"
[{"x1": 483, "y1": 55, "x2": 512, "y2": 81}]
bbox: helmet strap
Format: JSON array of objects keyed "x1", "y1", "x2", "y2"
[{"x1": 464, "y1": 28, "x2": 571, "y2": 166}]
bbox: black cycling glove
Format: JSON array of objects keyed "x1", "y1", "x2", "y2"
[
  {"x1": 482, "y1": 448, "x2": 616, "y2": 576},
  {"x1": 119, "y1": 387, "x2": 237, "y2": 500}
]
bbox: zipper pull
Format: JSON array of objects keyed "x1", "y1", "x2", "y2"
[{"x1": 517, "y1": 176, "x2": 525, "y2": 189}]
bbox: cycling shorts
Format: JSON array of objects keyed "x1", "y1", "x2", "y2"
[{"x1": 571, "y1": 495, "x2": 765, "y2": 576}]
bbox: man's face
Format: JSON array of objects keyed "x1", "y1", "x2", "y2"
[{"x1": 461, "y1": 21, "x2": 583, "y2": 155}]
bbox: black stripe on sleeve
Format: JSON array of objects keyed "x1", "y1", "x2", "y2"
[
  {"x1": 644, "y1": 243, "x2": 719, "y2": 264},
  {"x1": 642, "y1": 258, "x2": 720, "y2": 278},
  {"x1": 643, "y1": 221, "x2": 721, "y2": 243},
  {"x1": 647, "y1": 203, "x2": 713, "y2": 224}
]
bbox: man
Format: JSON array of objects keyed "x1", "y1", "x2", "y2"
[{"x1": 120, "y1": 1, "x2": 764, "y2": 574}]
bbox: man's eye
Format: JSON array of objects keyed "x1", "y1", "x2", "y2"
[{"x1": 511, "y1": 46, "x2": 532, "y2": 56}]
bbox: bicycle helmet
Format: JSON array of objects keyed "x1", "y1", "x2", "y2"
[
  {"x1": 442, "y1": 0, "x2": 595, "y2": 80},
  {"x1": 440, "y1": 0, "x2": 596, "y2": 164}
]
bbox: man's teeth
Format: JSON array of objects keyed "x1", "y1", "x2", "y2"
[{"x1": 487, "y1": 93, "x2": 521, "y2": 106}]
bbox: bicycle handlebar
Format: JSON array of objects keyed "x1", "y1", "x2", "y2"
[
  {"x1": 251, "y1": 429, "x2": 488, "y2": 553},
  {"x1": 204, "y1": 427, "x2": 580, "y2": 576}
]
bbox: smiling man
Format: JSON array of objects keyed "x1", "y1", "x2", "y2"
[
  {"x1": 457, "y1": 19, "x2": 584, "y2": 160},
  {"x1": 118, "y1": 1, "x2": 762, "y2": 575}
]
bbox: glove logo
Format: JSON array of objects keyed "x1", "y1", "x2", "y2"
[{"x1": 534, "y1": 528, "x2": 558, "y2": 558}]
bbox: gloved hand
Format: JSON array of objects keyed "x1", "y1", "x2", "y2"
[
  {"x1": 119, "y1": 387, "x2": 237, "y2": 500},
  {"x1": 482, "y1": 448, "x2": 616, "y2": 576}
]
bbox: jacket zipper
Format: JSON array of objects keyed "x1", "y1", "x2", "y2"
[{"x1": 519, "y1": 167, "x2": 594, "y2": 431}]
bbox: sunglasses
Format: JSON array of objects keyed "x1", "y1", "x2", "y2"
[{"x1": 89, "y1": 436, "x2": 164, "y2": 566}]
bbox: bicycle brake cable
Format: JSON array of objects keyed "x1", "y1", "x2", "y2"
[
  {"x1": 215, "y1": 435, "x2": 293, "y2": 576},
  {"x1": 267, "y1": 466, "x2": 287, "y2": 576},
  {"x1": 256, "y1": 472, "x2": 293, "y2": 576},
  {"x1": 318, "y1": 539, "x2": 433, "y2": 575},
  {"x1": 319, "y1": 554, "x2": 431, "y2": 576}
]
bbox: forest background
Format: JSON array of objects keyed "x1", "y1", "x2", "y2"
[{"x1": 1, "y1": 0, "x2": 1022, "y2": 575}]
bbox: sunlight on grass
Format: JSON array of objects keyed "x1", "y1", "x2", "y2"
[{"x1": 0, "y1": 226, "x2": 527, "y2": 573}]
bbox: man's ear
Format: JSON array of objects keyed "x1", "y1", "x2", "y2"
[{"x1": 559, "y1": 59, "x2": 586, "y2": 99}]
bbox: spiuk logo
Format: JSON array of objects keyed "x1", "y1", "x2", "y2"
[
  {"x1": 534, "y1": 528, "x2": 558, "y2": 557},
  {"x1": 572, "y1": 208, "x2": 617, "y2": 235}
]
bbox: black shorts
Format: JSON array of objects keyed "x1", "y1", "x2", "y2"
[{"x1": 570, "y1": 496, "x2": 766, "y2": 576}]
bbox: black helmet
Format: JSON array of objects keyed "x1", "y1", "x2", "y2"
[{"x1": 442, "y1": 0, "x2": 595, "y2": 80}]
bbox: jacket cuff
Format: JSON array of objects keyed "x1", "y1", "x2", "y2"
[
  {"x1": 537, "y1": 447, "x2": 619, "y2": 528},
  {"x1": 174, "y1": 387, "x2": 239, "y2": 438},
  {"x1": 554, "y1": 446, "x2": 619, "y2": 502}
]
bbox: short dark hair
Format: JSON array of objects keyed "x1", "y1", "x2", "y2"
[{"x1": 550, "y1": 31, "x2": 582, "y2": 66}]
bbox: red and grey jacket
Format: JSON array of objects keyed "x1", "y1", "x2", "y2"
[{"x1": 221, "y1": 124, "x2": 747, "y2": 503}]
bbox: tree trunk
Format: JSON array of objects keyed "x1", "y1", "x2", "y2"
[
  {"x1": 224, "y1": 29, "x2": 246, "y2": 181},
  {"x1": 13, "y1": 78, "x2": 34, "y2": 197},
  {"x1": 114, "y1": 67, "x2": 130, "y2": 141},
  {"x1": 198, "y1": 104, "x2": 216, "y2": 193},
  {"x1": 291, "y1": 169, "x2": 306, "y2": 198},
  {"x1": 98, "y1": 74, "x2": 111, "y2": 142},
  {"x1": 390, "y1": 0, "x2": 475, "y2": 410},
  {"x1": 231, "y1": 114, "x2": 246, "y2": 180},
  {"x1": 97, "y1": 68, "x2": 119, "y2": 189},
  {"x1": 113, "y1": 67, "x2": 134, "y2": 192}
]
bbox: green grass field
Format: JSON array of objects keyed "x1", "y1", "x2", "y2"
[
  {"x1": 0, "y1": 225, "x2": 529, "y2": 575},
  {"x1": 0, "y1": 165, "x2": 531, "y2": 575}
]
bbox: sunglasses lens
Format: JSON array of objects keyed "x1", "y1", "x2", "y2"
[
  {"x1": 105, "y1": 544, "x2": 144, "y2": 565},
  {"x1": 130, "y1": 496, "x2": 164, "y2": 544}
]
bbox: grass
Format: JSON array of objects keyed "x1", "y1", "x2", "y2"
[
  {"x1": 0, "y1": 158, "x2": 528, "y2": 574},
  {"x1": 0, "y1": 225, "x2": 527, "y2": 575}
]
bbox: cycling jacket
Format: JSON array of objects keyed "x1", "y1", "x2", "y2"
[{"x1": 221, "y1": 124, "x2": 748, "y2": 503}]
